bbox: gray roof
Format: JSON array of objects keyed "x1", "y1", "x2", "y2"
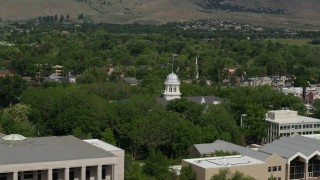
[
  {"x1": 157, "y1": 96, "x2": 221, "y2": 105},
  {"x1": 0, "y1": 135, "x2": 114, "y2": 165},
  {"x1": 185, "y1": 96, "x2": 221, "y2": 104},
  {"x1": 193, "y1": 140, "x2": 270, "y2": 161},
  {"x1": 0, "y1": 133, "x2": 6, "y2": 138},
  {"x1": 124, "y1": 77, "x2": 138, "y2": 85},
  {"x1": 259, "y1": 134, "x2": 320, "y2": 160}
]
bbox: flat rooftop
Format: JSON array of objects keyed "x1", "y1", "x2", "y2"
[
  {"x1": 266, "y1": 115, "x2": 320, "y2": 124},
  {"x1": 183, "y1": 155, "x2": 264, "y2": 169},
  {"x1": 303, "y1": 134, "x2": 320, "y2": 140},
  {"x1": 265, "y1": 110, "x2": 320, "y2": 124},
  {"x1": 0, "y1": 135, "x2": 115, "y2": 165},
  {"x1": 84, "y1": 139, "x2": 122, "y2": 152}
]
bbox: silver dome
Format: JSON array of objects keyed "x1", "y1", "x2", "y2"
[{"x1": 165, "y1": 73, "x2": 180, "y2": 84}]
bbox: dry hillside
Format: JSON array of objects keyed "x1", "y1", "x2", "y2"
[{"x1": 0, "y1": 0, "x2": 320, "y2": 29}]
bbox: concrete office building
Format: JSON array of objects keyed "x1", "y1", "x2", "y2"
[
  {"x1": 0, "y1": 134, "x2": 124, "y2": 180},
  {"x1": 186, "y1": 140, "x2": 286, "y2": 180},
  {"x1": 183, "y1": 155, "x2": 285, "y2": 180},
  {"x1": 260, "y1": 134, "x2": 320, "y2": 179},
  {"x1": 265, "y1": 110, "x2": 320, "y2": 143},
  {"x1": 187, "y1": 135, "x2": 320, "y2": 180}
]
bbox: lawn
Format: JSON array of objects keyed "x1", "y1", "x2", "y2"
[{"x1": 267, "y1": 38, "x2": 315, "y2": 46}]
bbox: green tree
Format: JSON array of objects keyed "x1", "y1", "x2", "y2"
[
  {"x1": 179, "y1": 165, "x2": 196, "y2": 180},
  {"x1": 101, "y1": 128, "x2": 116, "y2": 145},
  {"x1": 125, "y1": 154, "x2": 147, "y2": 180},
  {"x1": 0, "y1": 104, "x2": 36, "y2": 136},
  {"x1": 312, "y1": 99, "x2": 320, "y2": 119},
  {"x1": 143, "y1": 150, "x2": 170, "y2": 179},
  {"x1": 211, "y1": 168, "x2": 255, "y2": 180},
  {"x1": 243, "y1": 103, "x2": 267, "y2": 143},
  {"x1": 201, "y1": 105, "x2": 240, "y2": 142},
  {"x1": 0, "y1": 75, "x2": 27, "y2": 107}
]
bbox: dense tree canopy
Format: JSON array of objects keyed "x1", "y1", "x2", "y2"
[{"x1": 0, "y1": 22, "x2": 316, "y2": 179}]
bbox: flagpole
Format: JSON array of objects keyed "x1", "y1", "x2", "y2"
[{"x1": 172, "y1": 54, "x2": 174, "y2": 73}]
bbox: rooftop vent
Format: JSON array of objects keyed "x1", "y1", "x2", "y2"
[{"x1": 2, "y1": 134, "x2": 27, "y2": 141}]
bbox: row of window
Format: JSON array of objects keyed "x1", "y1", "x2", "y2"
[
  {"x1": 280, "y1": 131, "x2": 315, "y2": 137},
  {"x1": 0, "y1": 166, "x2": 110, "y2": 180},
  {"x1": 280, "y1": 123, "x2": 320, "y2": 130},
  {"x1": 268, "y1": 166, "x2": 282, "y2": 172}
]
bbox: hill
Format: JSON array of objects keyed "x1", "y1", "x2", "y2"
[{"x1": 0, "y1": 0, "x2": 320, "y2": 30}]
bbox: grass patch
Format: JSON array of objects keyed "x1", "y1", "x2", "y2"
[{"x1": 266, "y1": 38, "x2": 315, "y2": 46}]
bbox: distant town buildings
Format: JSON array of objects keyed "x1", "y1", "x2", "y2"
[
  {"x1": 45, "y1": 65, "x2": 76, "y2": 83},
  {"x1": 0, "y1": 69, "x2": 14, "y2": 78}
]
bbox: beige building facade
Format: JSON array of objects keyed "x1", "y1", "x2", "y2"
[
  {"x1": 188, "y1": 135, "x2": 320, "y2": 180},
  {"x1": 0, "y1": 134, "x2": 124, "y2": 180},
  {"x1": 183, "y1": 154, "x2": 286, "y2": 180}
]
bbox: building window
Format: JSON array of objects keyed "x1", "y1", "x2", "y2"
[
  {"x1": 268, "y1": 167, "x2": 271, "y2": 172},
  {"x1": 173, "y1": 87, "x2": 176, "y2": 92},
  {"x1": 102, "y1": 165, "x2": 107, "y2": 179},
  {"x1": 0, "y1": 173, "x2": 7, "y2": 180},
  {"x1": 24, "y1": 171, "x2": 34, "y2": 179},
  {"x1": 86, "y1": 168, "x2": 91, "y2": 180},
  {"x1": 278, "y1": 178, "x2": 281, "y2": 180},
  {"x1": 169, "y1": 86, "x2": 172, "y2": 92},
  {"x1": 278, "y1": 166, "x2": 281, "y2": 171},
  {"x1": 69, "y1": 168, "x2": 75, "y2": 180},
  {"x1": 273, "y1": 166, "x2": 277, "y2": 171}
]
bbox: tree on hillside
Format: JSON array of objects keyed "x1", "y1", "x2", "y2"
[{"x1": 59, "y1": 14, "x2": 65, "y2": 22}]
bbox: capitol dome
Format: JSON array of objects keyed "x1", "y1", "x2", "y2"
[
  {"x1": 165, "y1": 73, "x2": 180, "y2": 84},
  {"x1": 2, "y1": 134, "x2": 27, "y2": 141}
]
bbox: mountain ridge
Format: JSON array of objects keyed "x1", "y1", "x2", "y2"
[{"x1": 1, "y1": 0, "x2": 320, "y2": 29}]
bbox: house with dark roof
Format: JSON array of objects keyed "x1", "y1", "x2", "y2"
[{"x1": 0, "y1": 134, "x2": 124, "y2": 180}]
